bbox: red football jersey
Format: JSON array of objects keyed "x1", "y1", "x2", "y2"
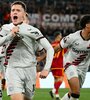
[
  {"x1": 51, "y1": 41, "x2": 64, "y2": 69},
  {"x1": 51, "y1": 41, "x2": 66, "y2": 77}
]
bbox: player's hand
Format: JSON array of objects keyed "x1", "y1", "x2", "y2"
[
  {"x1": 39, "y1": 69, "x2": 49, "y2": 79},
  {"x1": 11, "y1": 26, "x2": 19, "y2": 37}
]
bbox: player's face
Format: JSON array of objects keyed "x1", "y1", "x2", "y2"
[
  {"x1": 85, "y1": 23, "x2": 90, "y2": 36},
  {"x1": 10, "y1": 4, "x2": 25, "y2": 25},
  {"x1": 59, "y1": 34, "x2": 62, "y2": 40},
  {"x1": 55, "y1": 34, "x2": 62, "y2": 41},
  {"x1": 87, "y1": 23, "x2": 90, "y2": 31}
]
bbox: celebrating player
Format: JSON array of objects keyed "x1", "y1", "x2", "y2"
[
  {"x1": 54, "y1": 15, "x2": 90, "y2": 100},
  {"x1": 0, "y1": 1, "x2": 54, "y2": 100}
]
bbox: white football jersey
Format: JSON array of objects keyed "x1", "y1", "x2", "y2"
[
  {"x1": 0, "y1": 23, "x2": 54, "y2": 69},
  {"x1": 61, "y1": 30, "x2": 90, "y2": 71}
]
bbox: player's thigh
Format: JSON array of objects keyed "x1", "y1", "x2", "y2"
[
  {"x1": 10, "y1": 93, "x2": 24, "y2": 100},
  {"x1": 24, "y1": 67, "x2": 36, "y2": 99},
  {"x1": 65, "y1": 65, "x2": 80, "y2": 93},
  {"x1": 5, "y1": 68, "x2": 25, "y2": 95},
  {"x1": 68, "y1": 77, "x2": 80, "y2": 93},
  {"x1": 78, "y1": 68, "x2": 87, "y2": 88}
]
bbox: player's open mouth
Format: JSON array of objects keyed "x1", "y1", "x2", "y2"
[{"x1": 13, "y1": 16, "x2": 18, "y2": 20}]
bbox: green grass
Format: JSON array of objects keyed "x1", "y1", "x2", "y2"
[{"x1": 2, "y1": 88, "x2": 90, "y2": 100}]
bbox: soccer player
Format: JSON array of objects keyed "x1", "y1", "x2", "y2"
[
  {"x1": 0, "y1": 46, "x2": 5, "y2": 100},
  {"x1": 0, "y1": 1, "x2": 54, "y2": 100},
  {"x1": 54, "y1": 15, "x2": 90, "y2": 100},
  {"x1": 49, "y1": 31, "x2": 66, "y2": 100}
]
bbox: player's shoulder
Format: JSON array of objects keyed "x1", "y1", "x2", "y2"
[
  {"x1": 1, "y1": 23, "x2": 14, "y2": 31},
  {"x1": 2, "y1": 23, "x2": 13, "y2": 27},
  {"x1": 62, "y1": 30, "x2": 81, "y2": 44},
  {"x1": 29, "y1": 25, "x2": 41, "y2": 34},
  {"x1": 73, "y1": 30, "x2": 81, "y2": 36},
  {"x1": 22, "y1": 23, "x2": 39, "y2": 31},
  {"x1": 68, "y1": 30, "x2": 81, "y2": 39}
]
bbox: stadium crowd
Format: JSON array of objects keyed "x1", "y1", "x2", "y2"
[{"x1": 0, "y1": 0, "x2": 90, "y2": 38}]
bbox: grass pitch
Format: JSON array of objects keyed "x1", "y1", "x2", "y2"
[{"x1": 2, "y1": 88, "x2": 90, "y2": 100}]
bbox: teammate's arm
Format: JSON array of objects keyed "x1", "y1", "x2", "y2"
[{"x1": 39, "y1": 38, "x2": 54, "y2": 78}]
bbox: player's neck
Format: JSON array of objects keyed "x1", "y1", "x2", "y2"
[
  {"x1": 13, "y1": 21, "x2": 23, "y2": 26},
  {"x1": 81, "y1": 29, "x2": 90, "y2": 40}
]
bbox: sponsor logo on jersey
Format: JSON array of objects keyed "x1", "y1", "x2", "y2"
[{"x1": 72, "y1": 47, "x2": 90, "y2": 53}]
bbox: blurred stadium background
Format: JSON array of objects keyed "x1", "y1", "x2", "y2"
[
  {"x1": 0, "y1": 0, "x2": 90, "y2": 38},
  {"x1": 0, "y1": 0, "x2": 90, "y2": 99}
]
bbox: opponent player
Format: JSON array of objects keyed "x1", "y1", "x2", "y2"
[
  {"x1": 54, "y1": 15, "x2": 90, "y2": 100},
  {"x1": 0, "y1": 1, "x2": 54, "y2": 100},
  {"x1": 49, "y1": 31, "x2": 67, "y2": 100}
]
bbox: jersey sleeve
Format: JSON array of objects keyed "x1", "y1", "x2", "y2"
[
  {"x1": 0, "y1": 25, "x2": 9, "y2": 36},
  {"x1": 38, "y1": 44, "x2": 44, "y2": 51},
  {"x1": 0, "y1": 25, "x2": 13, "y2": 46},
  {"x1": 38, "y1": 38, "x2": 54, "y2": 70},
  {"x1": 30, "y1": 28, "x2": 44, "y2": 40},
  {"x1": 19, "y1": 24, "x2": 44, "y2": 40},
  {"x1": 60, "y1": 33, "x2": 74, "y2": 48}
]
